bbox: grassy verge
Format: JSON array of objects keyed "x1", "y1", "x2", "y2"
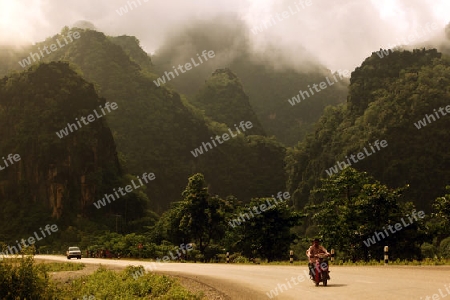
[
  {"x1": 0, "y1": 255, "x2": 56, "y2": 299},
  {"x1": 330, "y1": 258, "x2": 450, "y2": 266},
  {"x1": 57, "y1": 265, "x2": 203, "y2": 299},
  {"x1": 37, "y1": 261, "x2": 85, "y2": 272},
  {"x1": 230, "y1": 257, "x2": 450, "y2": 266},
  {"x1": 1, "y1": 255, "x2": 203, "y2": 299}
]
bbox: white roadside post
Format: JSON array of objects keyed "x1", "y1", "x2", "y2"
[{"x1": 384, "y1": 246, "x2": 389, "y2": 265}]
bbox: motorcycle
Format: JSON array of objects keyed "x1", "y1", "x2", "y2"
[{"x1": 309, "y1": 253, "x2": 330, "y2": 286}]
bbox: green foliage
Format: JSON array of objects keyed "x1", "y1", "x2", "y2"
[
  {"x1": 440, "y1": 237, "x2": 450, "y2": 258},
  {"x1": 348, "y1": 48, "x2": 441, "y2": 115},
  {"x1": 288, "y1": 49, "x2": 450, "y2": 212},
  {"x1": 179, "y1": 173, "x2": 211, "y2": 251},
  {"x1": 196, "y1": 134, "x2": 287, "y2": 204},
  {"x1": 58, "y1": 265, "x2": 201, "y2": 299},
  {"x1": 0, "y1": 254, "x2": 55, "y2": 299},
  {"x1": 228, "y1": 197, "x2": 303, "y2": 262},
  {"x1": 421, "y1": 242, "x2": 438, "y2": 259},
  {"x1": 80, "y1": 231, "x2": 191, "y2": 260},
  {"x1": 109, "y1": 35, "x2": 153, "y2": 74},
  {"x1": 229, "y1": 59, "x2": 349, "y2": 146},
  {"x1": 306, "y1": 168, "x2": 426, "y2": 261},
  {"x1": 38, "y1": 262, "x2": 85, "y2": 272},
  {"x1": 151, "y1": 173, "x2": 303, "y2": 262},
  {"x1": 5, "y1": 28, "x2": 289, "y2": 214},
  {"x1": 432, "y1": 186, "x2": 450, "y2": 237},
  {"x1": 0, "y1": 60, "x2": 160, "y2": 243},
  {"x1": 0, "y1": 62, "x2": 132, "y2": 239},
  {"x1": 231, "y1": 255, "x2": 249, "y2": 263},
  {"x1": 151, "y1": 18, "x2": 349, "y2": 145},
  {"x1": 3, "y1": 28, "x2": 450, "y2": 264},
  {"x1": 31, "y1": 29, "x2": 218, "y2": 212},
  {"x1": 157, "y1": 173, "x2": 230, "y2": 258},
  {"x1": 193, "y1": 68, "x2": 265, "y2": 135}
]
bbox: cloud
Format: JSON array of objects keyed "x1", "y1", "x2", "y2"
[
  {"x1": 0, "y1": 0, "x2": 448, "y2": 71},
  {"x1": 242, "y1": 0, "x2": 449, "y2": 71}
]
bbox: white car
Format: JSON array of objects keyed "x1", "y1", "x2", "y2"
[{"x1": 66, "y1": 246, "x2": 82, "y2": 259}]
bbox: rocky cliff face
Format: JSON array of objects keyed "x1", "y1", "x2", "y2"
[
  {"x1": 0, "y1": 62, "x2": 121, "y2": 225},
  {"x1": 0, "y1": 28, "x2": 288, "y2": 214}
]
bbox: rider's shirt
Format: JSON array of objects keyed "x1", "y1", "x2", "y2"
[{"x1": 306, "y1": 245, "x2": 329, "y2": 263}]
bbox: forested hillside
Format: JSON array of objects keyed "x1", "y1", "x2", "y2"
[
  {"x1": 1, "y1": 24, "x2": 449, "y2": 262},
  {"x1": 0, "y1": 62, "x2": 150, "y2": 242},
  {"x1": 0, "y1": 27, "x2": 287, "y2": 213},
  {"x1": 193, "y1": 68, "x2": 265, "y2": 136},
  {"x1": 150, "y1": 18, "x2": 349, "y2": 146},
  {"x1": 287, "y1": 48, "x2": 450, "y2": 211}
]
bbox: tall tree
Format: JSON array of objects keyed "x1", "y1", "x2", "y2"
[
  {"x1": 230, "y1": 197, "x2": 303, "y2": 262},
  {"x1": 431, "y1": 186, "x2": 450, "y2": 242},
  {"x1": 306, "y1": 168, "x2": 425, "y2": 261},
  {"x1": 159, "y1": 173, "x2": 230, "y2": 257},
  {"x1": 178, "y1": 173, "x2": 210, "y2": 254}
]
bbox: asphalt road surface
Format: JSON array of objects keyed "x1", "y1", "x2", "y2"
[{"x1": 36, "y1": 255, "x2": 450, "y2": 300}]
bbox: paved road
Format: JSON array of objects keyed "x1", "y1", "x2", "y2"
[{"x1": 36, "y1": 255, "x2": 450, "y2": 300}]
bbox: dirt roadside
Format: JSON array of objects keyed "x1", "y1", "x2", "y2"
[{"x1": 35, "y1": 258, "x2": 228, "y2": 300}]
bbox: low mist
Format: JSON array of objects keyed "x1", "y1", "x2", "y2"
[{"x1": 0, "y1": 0, "x2": 449, "y2": 71}]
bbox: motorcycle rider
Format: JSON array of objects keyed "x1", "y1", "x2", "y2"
[{"x1": 306, "y1": 238, "x2": 330, "y2": 279}]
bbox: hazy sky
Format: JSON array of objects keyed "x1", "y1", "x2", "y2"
[{"x1": 0, "y1": 0, "x2": 448, "y2": 71}]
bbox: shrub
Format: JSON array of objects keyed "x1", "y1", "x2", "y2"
[
  {"x1": 233, "y1": 255, "x2": 249, "y2": 263},
  {"x1": 421, "y1": 242, "x2": 438, "y2": 259},
  {"x1": 58, "y1": 265, "x2": 202, "y2": 299},
  {"x1": 440, "y1": 237, "x2": 450, "y2": 258},
  {"x1": 0, "y1": 252, "x2": 55, "y2": 298}
]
